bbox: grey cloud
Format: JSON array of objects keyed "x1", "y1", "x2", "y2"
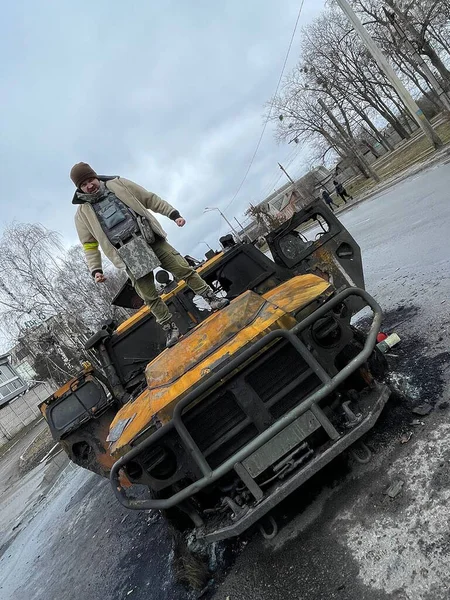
[{"x1": 0, "y1": 0, "x2": 325, "y2": 260}]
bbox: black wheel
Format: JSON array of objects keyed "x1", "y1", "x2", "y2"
[
  {"x1": 150, "y1": 487, "x2": 197, "y2": 532},
  {"x1": 150, "y1": 488, "x2": 209, "y2": 591}
]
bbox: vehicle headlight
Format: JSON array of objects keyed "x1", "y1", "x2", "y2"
[
  {"x1": 142, "y1": 445, "x2": 178, "y2": 480},
  {"x1": 311, "y1": 316, "x2": 342, "y2": 348}
]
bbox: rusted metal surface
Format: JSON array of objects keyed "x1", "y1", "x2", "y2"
[
  {"x1": 109, "y1": 275, "x2": 329, "y2": 457},
  {"x1": 203, "y1": 383, "x2": 390, "y2": 542},
  {"x1": 59, "y1": 407, "x2": 115, "y2": 474},
  {"x1": 313, "y1": 245, "x2": 357, "y2": 289},
  {"x1": 262, "y1": 274, "x2": 331, "y2": 313},
  {"x1": 39, "y1": 366, "x2": 95, "y2": 420},
  {"x1": 146, "y1": 292, "x2": 272, "y2": 389},
  {"x1": 267, "y1": 200, "x2": 365, "y2": 306},
  {"x1": 59, "y1": 407, "x2": 132, "y2": 488},
  {"x1": 109, "y1": 296, "x2": 292, "y2": 456},
  {"x1": 39, "y1": 375, "x2": 83, "y2": 413},
  {"x1": 39, "y1": 367, "x2": 131, "y2": 487},
  {"x1": 110, "y1": 287, "x2": 384, "y2": 514}
]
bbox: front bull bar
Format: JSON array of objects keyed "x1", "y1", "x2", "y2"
[{"x1": 110, "y1": 287, "x2": 382, "y2": 510}]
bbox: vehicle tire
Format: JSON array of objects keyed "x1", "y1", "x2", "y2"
[
  {"x1": 149, "y1": 488, "x2": 196, "y2": 533},
  {"x1": 150, "y1": 489, "x2": 209, "y2": 591}
]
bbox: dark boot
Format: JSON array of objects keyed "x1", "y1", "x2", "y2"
[
  {"x1": 202, "y1": 290, "x2": 230, "y2": 311},
  {"x1": 162, "y1": 321, "x2": 180, "y2": 348}
]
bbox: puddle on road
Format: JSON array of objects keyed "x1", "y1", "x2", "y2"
[{"x1": 64, "y1": 474, "x2": 104, "y2": 513}]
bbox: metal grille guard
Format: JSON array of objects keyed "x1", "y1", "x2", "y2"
[{"x1": 110, "y1": 287, "x2": 382, "y2": 510}]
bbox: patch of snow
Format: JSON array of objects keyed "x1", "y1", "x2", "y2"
[{"x1": 338, "y1": 423, "x2": 450, "y2": 599}]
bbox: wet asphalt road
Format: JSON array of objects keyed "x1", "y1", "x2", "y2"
[
  {"x1": 2, "y1": 162, "x2": 450, "y2": 600},
  {"x1": 213, "y1": 162, "x2": 450, "y2": 600},
  {"x1": 0, "y1": 461, "x2": 189, "y2": 600}
]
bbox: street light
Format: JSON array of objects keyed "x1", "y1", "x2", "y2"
[{"x1": 204, "y1": 207, "x2": 242, "y2": 241}]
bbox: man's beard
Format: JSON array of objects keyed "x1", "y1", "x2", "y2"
[{"x1": 79, "y1": 181, "x2": 106, "y2": 202}]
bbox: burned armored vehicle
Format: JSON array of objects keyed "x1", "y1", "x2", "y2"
[{"x1": 41, "y1": 200, "x2": 389, "y2": 541}]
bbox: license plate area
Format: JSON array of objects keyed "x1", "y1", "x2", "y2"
[{"x1": 242, "y1": 410, "x2": 320, "y2": 477}]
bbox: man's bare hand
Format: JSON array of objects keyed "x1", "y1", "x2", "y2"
[
  {"x1": 94, "y1": 272, "x2": 107, "y2": 283},
  {"x1": 175, "y1": 218, "x2": 186, "y2": 227}
]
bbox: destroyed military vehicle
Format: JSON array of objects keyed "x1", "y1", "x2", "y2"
[{"x1": 40, "y1": 200, "x2": 390, "y2": 541}]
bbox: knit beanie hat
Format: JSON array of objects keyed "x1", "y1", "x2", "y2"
[{"x1": 70, "y1": 162, "x2": 98, "y2": 188}]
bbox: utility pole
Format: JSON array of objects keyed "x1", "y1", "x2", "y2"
[
  {"x1": 334, "y1": 0, "x2": 443, "y2": 149},
  {"x1": 317, "y1": 98, "x2": 380, "y2": 182},
  {"x1": 278, "y1": 163, "x2": 309, "y2": 203},
  {"x1": 278, "y1": 162, "x2": 296, "y2": 185},
  {"x1": 383, "y1": 8, "x2": 450, "y2": 116},
  {"x1": 234, "y1": 216, "x2": 245, "y2": 231},
  {"x1": 204, "y1": 207, "x2": 242, "y2": 241}
]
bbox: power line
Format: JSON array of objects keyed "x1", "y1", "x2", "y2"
[
  {"x1": 223, "y1": 0, "x2": 306, "y2": 213},
  {"x1": 225, "y1": 145, "x2": 300, "y2": 236}
]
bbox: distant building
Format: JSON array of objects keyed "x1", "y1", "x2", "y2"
[
  {"x1": 264, "y1": 167, "x2": 334, "y2": 213},
  {"x1": 9, "y1": 344, "x2": 38, "y2": 383},
  {"x1": 8, "y1": 314, "x2": 81, "y2": 388},
  {"x1": 0, "y1": 353, "x2": 28, "y2": 407},
  {"x1": 241, "y1": 166, "x2": 333, "y2": 240}
]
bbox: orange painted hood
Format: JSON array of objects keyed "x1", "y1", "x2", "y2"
[{"x1": 109, "y1": 275, "x2": 331, "y2": 457}]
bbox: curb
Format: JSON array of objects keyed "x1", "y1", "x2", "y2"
[
  {"x1": 0, "y1": 417, "x2": 45, "y2": 461},
  {"x1": 336, "y1": 146, "x2": 450, "y2": 216}
]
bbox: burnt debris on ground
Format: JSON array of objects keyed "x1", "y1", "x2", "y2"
[
  {"x1": 352, "y1": 303, "x2": 450, "y2": 454},
  {"x1": 356, "y1": 304, "x2": 450, "y2": 406}
]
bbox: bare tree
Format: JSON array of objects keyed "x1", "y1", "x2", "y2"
[
  {"x1": 385, "y1": 0, "x2": 450, "y2": 85},
  {"x1": 0, "y1": 222, "x2": 127, "y2": 382},
  {"x1": 300, "y1": 10, "x2": 415, "y2": 140},
  {"x1": 268, "y1": 7, "x2": 416, "y2": 178},
  {"x1": 268, "y1": 1, "x2": 450, "y2": 186},
  {"x1": 245, "y1": 204, "x2": 285, "y2": 235},
  {"x1": 272, "y1": 83, "x2": 378, "y2": 179},
  {"x1": 349, "y1": 0, "x2": 450, "y2": 91},
  {"x1": 55, "y1": 245, "x2": 127, "y2": 332},
  {"x1": 0, "y1": 223, "x2": 65, "y2": 326}
]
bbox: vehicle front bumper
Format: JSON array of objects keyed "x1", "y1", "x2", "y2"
[
  {"x1": 202, "y1": 382, "x2": 390, "y2": 541},
  {"x1": 110, "y1": 287, "x2": 384, "y2": 519}
]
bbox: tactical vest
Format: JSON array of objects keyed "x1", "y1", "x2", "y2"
[
  {"x1": 90, "y1": 190, "x2": 161, "y2": 278},
  {"x1": 91, "y1": 191, "x2": 139, "y2": 247}
]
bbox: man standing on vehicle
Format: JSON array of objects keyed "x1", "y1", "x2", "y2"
[{"x1": 70, "y1": 162, "x2": 229, "y2": 348}]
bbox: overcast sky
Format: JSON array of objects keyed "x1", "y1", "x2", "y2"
[{"x1": 0, "y1": 0, "x2": 326, "y2": 260}]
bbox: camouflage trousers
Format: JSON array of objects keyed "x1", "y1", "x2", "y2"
[{"x1": 131, "y1": 238, "x2": 210, "y2": 325}]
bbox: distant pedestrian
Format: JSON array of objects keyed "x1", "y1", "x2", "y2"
[
  {"x1": 333, "y1": 180, "x2": 353, "y2": 204},
  {"x1": 321, "y1": 188, "x2": 339, "y2": 211}
]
